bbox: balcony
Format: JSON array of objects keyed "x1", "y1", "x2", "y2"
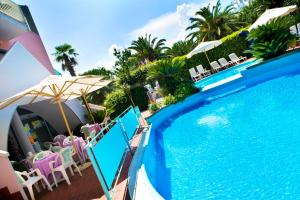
[
  {"x1": 0, "y1": 0, "x2": 28, "y2": 40},
  {"x1": 0, "y1": 0, "x2": 25, "y2": 23}
]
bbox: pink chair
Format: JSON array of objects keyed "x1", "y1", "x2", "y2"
[{"x1": 53, "y1": 135, "x2": 66, "y2": 147}]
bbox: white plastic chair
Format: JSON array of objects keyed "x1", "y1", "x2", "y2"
[
  {"x1": 51, "y1": 145, "x2": 62, "y2": 153},
  {"x1": 15, "y1": 169, "x2": 52, "y2": 200},
  {"x1": 53, "y1": 135, "x2": 66, "y2": 147},
  {"x1": 210, "y1": 61, "x2": 223, "y2": 72},
  {"x1": 218, "y1": 58, "x2": 233, "y2": 68},
  {"x1": 189, "y1": 68, "x2": 202, "y2": 81},
  {"x1": 49, "y1": 147, "x2": 82, "y2": 187},
  {"x1": 229, "y1": 53, "x2": 247, "y2": 64},
  {"x1": 33, "y1": 151, "x2": 53, "y2": 163},
  {"x1": 63, "y1": 136, "x2": 78, "y2": 146},
  {"x1": 196, "y1": 65, "x2": 210, "y2": 78}
]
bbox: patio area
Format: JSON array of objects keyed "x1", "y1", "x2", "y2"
[{"x1": 32, "y1": 131, "x2": 143, "y2": 200}]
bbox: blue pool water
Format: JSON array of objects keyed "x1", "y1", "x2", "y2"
[
  {"x1": 194, "y1": 59, "x2": 261, "y2": 90},
  {"x1": 145, "y1": 52, "x2": 300, "y2": 200}
]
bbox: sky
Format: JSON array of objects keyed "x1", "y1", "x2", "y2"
[{"x1": 14, "y1": 0, "x2": 232, "y2": 76}]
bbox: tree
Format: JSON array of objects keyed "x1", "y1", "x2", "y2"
[
  {"x1": 81, "y1": 67, "x2": 114, "y2": 80},
  {"x1": 81, "y1": 67, "x2": 114, "y2": 105},
  {"x1": 129, "y1": 34, "x2": 169, "y2": 64},
  {"x1": 238, "y1": 0, "x2": 265, "y2": 24},
  {"x1": 166, "y1": 40, "x2": 197, "y2": 57},
  {"x1": 147, "y1": 58, "x2": 185, "y2": 95},
  {"x1": 53, "y1": 44, "x2": 78, "y2": 76},
  {"x1": 186, "y1": 0, "x2": 242, "y2": 43}
]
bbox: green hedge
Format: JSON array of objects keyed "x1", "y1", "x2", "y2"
[
  {"x1": 186, "y1": 28, "x2": 250, "y2": 70},
  {"x1": 104, "y1": 89, "x2": 130, "y2": 119},
  {"x1": 131, "y1": 86, "x2": 148, "y2": 111}
]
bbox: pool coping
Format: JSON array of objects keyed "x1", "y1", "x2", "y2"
[{"x1": 128, "y1": 125, "x2": 165, "y2": 200}]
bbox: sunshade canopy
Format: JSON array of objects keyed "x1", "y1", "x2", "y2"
[
  {"x1": 248, "y1": 5, "x2": 298, "y2": 31},
  {"x1": 0, "y1": 75, "x2": 111, "y2": 109},
  {"x1": 187, "y1": 40, "x2": 222, "y2": 59}
]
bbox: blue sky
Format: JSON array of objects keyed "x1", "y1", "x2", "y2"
[{"x1": 14, "y1": 0, "x2": 232, "y2": 75}]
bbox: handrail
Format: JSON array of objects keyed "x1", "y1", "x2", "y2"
[
  {"x1": 88, "y1": 106, "x2": 134, "y2": 147},
  {"x1": 86, "y1": 106, "x2": 141, "y2": 200}
]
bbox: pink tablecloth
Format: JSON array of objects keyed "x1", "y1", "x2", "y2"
[
  {"x1": 88, "y1": 123, "x2": 101, "y2": 133},
  {"x1": 63, "y1": 137, "x2": 87, "y2": 163},
  {"x1": 34, "y1": 153, "x2": 61, "y2": 182}
]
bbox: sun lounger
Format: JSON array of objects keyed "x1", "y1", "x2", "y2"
[
  {"x1": 218, "y1": 58, "x2": 233, "y2": 68},
  {"x1": 229, "y1": 53, "x2": 247, "y2": 64},
  {"x1": 196, "y1": 65, "x2": 210, "y2": 77},
  {"x1": 210, "y1": 61, "x2": 223, "y2": 72},
  {"x1": 189, "y1": 68, "x2": 202, "y2": 82}
]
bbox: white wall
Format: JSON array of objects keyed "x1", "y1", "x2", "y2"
[
  {"x1": 0, "y1": 42, "x2": 87, "y2": 150},
  {"x1": 21, "y1": 99, "x2": 85, "y2": 134}
]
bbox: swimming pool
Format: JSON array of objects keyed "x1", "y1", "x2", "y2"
[
  {"x1": 194, "y1": 59, "x2": 261, "y2": 90},
  {"x1": 129, "y1": 50, "x2": 300, "y2": 200}
]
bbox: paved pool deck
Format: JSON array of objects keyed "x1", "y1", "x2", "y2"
[{"x1": 34, "y1": 132, "x2": 143, "y2": 200}]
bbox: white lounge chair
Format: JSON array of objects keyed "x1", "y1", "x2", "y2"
[
  {"x1": 15, "y1": 169, "x2": 53, "y2": 200},
  {"x1": 196, "y1": 65, "x2": 210, "y2": 78},
  {"x1": 218, "y1": 58, "x2": 233, "y2": 68},
  {"x1": 49, "y1": 147, "x2": 82, "y2": 187},
  {"x1": 229, "y1": 53, "x2": 247, "y2": 64},
  {"x1": 210, "y1": 61, "x2": 223, "y2": 72},
  {"x1": 189, "y1": 68, "x2": 202, "y2": 82}
]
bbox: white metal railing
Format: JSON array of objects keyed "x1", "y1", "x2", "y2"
[{"x1": 0, "y1": 0, "x2": 25, "y2": 23}]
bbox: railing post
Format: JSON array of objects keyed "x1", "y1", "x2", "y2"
[{"x1": 118, "y1": 118, "x2": 133, "y2": 156}]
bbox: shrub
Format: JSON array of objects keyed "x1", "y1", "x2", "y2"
[
  {"x1": 104, "y1": 89, "x2": 130, "y2": 118},
  {"x1": 163, "y1": 94, "x2": 177, "y2": 105},
  {"x1": 149, "y1": 103, "x2": 159, "y2": 113},
  {"x1": 174, "y1": 83, "x2": 199, "y2": 101},
  {"x1": 86, "y1": 110, "x2": 106, "y2": 123},
  {"x1": 130, "y1": 86, "x2": 148, "y2": 111},
  {"x1": 12, "y1": 161, "x2": 27, "y2": 172},
  {"x1": 147, "y1": 57, "x2": 186, "y2": 96},
  {"x1": 246, "y1": 17, "x2": 297, "y2": 60}
]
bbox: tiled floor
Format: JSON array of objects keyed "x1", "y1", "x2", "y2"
[{"x1": 32, "y1": 132, "x2": 143, "y2": 200}]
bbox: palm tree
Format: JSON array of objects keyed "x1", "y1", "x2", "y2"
[
  {"x1": 53, "y1": 44, "x2": 78, "y2": 76},
  {"x1": 186, "y1": 0, "x2": 241, "y2": 43},
  {"x1": 166, "y1": 40, "x2": 197, "y2": 57},
  {"x1": 129, "y1": 34, "x2": 169, "y2": 64},
  {"x1": 147, "y1": 58, "x2": 185, "y2": 95},
  {"x1": 238, "y1": 0, "x2": 265, "y2": 25}
]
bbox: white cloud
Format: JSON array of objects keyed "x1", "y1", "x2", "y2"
[
  {"x1": 93, "y1": 44, "x2": 123, "y2": 70},
  {"x1": 93, "y1": 1, "x2": 215, "y2": 70},
  {"x1": 129, "y1": 2, "x2": 214, "y2": 46}
]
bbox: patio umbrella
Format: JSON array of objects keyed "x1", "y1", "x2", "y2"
[
  {"x1": 248, "y1": 5, "x2": 298, "y2": 32},
  {"x1": 186, "y1": 40, "x2": 222, "y2": 63},
  {"x1": 0, "y1": 75, "x2": 111, "y2": 150}
]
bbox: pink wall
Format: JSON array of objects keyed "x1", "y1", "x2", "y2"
[
  {"x1": 0, "y1": 40, "x2": 11, "y2": 49},
  {"x1": 0, "y1": 151, "x2": 23, "y2": 196},
  {"x1": 7, "y1": 32, "x2": 55, "y2": 74}
]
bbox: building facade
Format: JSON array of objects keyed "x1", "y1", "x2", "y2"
[{"x1": 0, "y1": 0, "x2": 87, "y2": 158}]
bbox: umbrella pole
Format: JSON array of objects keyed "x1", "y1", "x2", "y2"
[
  {"x1": 204, "y1": 51, "x2": 211, "y2": 64},
  {"x1": 57, "y1": 97, "x2": 77, "y2": 152},
  {"x1": 81, "y1": 93, "x2": 95, "y2": 124}
]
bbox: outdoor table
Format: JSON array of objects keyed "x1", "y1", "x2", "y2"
[
  {"x1": 33, "y1": 153, "x2": 61, "y2": 184},
  {"x1": 63, "y1": 137, "x2": 87, "y2": 163},
  {"x1": 88, "y1": 123, "x2": 101, "y2": 133}
]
